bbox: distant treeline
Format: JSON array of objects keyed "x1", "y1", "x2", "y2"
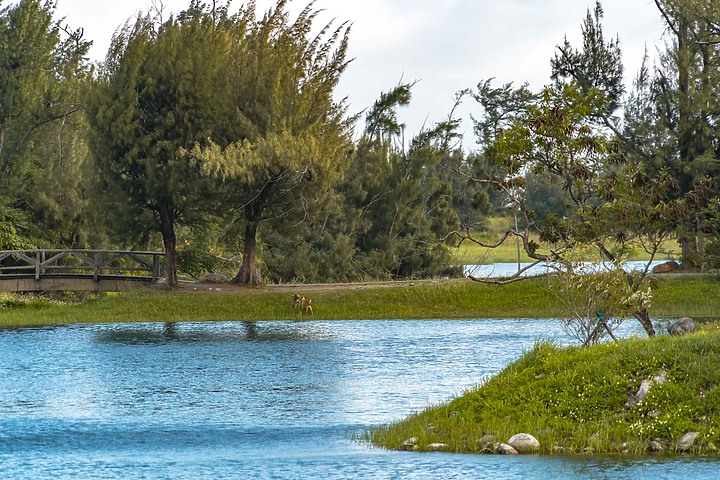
[{"x1": 0, "y1": 0, "x2": 718, "y2": 285}]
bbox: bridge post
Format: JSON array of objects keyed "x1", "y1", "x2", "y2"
[
  {"x1": 152, "y1": 253, "x2": 161, "y2": 281},
  {"x1": 35, "y1": 251, "x2": 41, "y2": 281},
  {"x1": 93, "y1": 251, "x2": 100, "y2": 282}
]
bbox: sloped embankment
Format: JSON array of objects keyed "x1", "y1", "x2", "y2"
[{"x1": 368, "y1": 324, "x2": 720, "y2": 455}]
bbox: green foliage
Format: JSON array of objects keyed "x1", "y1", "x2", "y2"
[
  {"x1": 551, "y1": 255, "x2": 652, "y2": 346},
  {"x1": 621, "y1": 0, "x2": 720, "y2": 269},
  {"x1": 178, "y1": 1, "x2": 353, "y2": 286},
  {"x1": 176, "y1": 239, "x2": 223, "y2": 280},
  {"x1": 550, "y1": 1, "x2": 624, "y2": 115},
  {"x1": 0, "y1": 0, "x2": 93, "y2": 248}
]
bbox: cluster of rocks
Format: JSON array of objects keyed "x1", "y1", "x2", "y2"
[{"x1": 400, "y1": 432, "x2": 541, "y2": 455}]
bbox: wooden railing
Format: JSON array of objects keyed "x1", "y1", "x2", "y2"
[{"x1": 0, "y1": 250, "x2": 165, "y2": 292}]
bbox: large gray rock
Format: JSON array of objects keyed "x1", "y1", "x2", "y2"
[
  {"x1": 496, "y1": 443, "x2": 519, "y2": 455},
  {"x1": 507, "y1": 433, "x2": 540, "y2": 453},
  {"x1": 199, "y1": 273, "x2": 229, "y2": 284},
  {"x1": 677, "y1": 432, "x2": 699, "y2": 452},
  {"x1": 668, "y1": 317, "x2": 696, "y2": 336}
]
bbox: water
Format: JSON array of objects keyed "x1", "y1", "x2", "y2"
[
  {"x1": 0, "y1": 319, "x2": 716, "y2": 479},
  {"x1": 464, "y1": 260, "x2": 667, "y2": 278}
]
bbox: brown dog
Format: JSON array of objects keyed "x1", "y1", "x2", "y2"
[
  {"x1": 291, "y1": 293, "x2": 303, "y2": 310},
  {"x1": 301, "y1": 297, "x2": 313, "y2": 314}
]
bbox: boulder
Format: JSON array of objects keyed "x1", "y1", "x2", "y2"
[
  {"x1": 625, "y1": 379, "x2": 653, "y2": 409},
  {"x1": 648, "y1": 440, "x2": 664, "y2": 453},
  {"x1": 496, "y1": 443, "x2": 518, "y2": 455},
  {"x1": 199, "y1": 273, "x2": 229, "y2": 284},
  {"x1": 677, "y1": 432, "x2": 699, "y2": 452},
  {"x1": 625, "y1": 371, "x2": 667, "y2": 410},
  {"x1": 399, "y1": 437, "x2": 418, "y2": 451},
  {"x1": 507, "y1": 433, "x2": 540, "y2": 453},
  {"x1": 668, "y1": 317, "x2": 696, "y2": 336},
  {"x1": 652, "y1": 261, "x2": 681, "y2": 274}
]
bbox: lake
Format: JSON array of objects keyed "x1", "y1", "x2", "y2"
[
  {"x1": 0, "y1": 319, "x2": 717, "y2": 479},
  {"x1": 464, "y1": 260, "x2": 667, "y2": 278}
]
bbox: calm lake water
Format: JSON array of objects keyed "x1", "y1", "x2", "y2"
[
  {"x1": 464, "y1": 260, "x2": 667, "y2": 278},
  {"x1": 0, "y1": 319, "x2": 717, "y2": 479}
]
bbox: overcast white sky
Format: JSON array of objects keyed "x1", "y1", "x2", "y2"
[{"x1": 54, "y1": 0, "x2": 667, "y2": 146}]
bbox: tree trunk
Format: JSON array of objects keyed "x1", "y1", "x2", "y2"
[
  {"x1": 634, "y1": 307, "x2": 656, "y2": 337},
  {"x1": 158, "y1": 205, "x2": 178, "y2": 287},
  {"x1": 231, "y1": 220, "x2": 263, "y2": 286}
]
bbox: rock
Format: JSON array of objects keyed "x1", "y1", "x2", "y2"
[
  {"x1": 625, "y1": 371, "x2": 668, "y2": 410},
  {"x1": 648, "y1": 409, "x2": 662, "y2": 419},
  {"x1": 625, "y1": 379, "x2": 653, "y2": 409},
  {"x1": 553, "y1": 445, "x2": 566, "y2": 454},
  {"x1": 428, "y1": 443, "x2": 448, "y2": 451},
  {"x1": 507, "y1": 433, "x2": 540, "y2": 453},
  {"x1": 677, "y1": 432, "x2": 699, "y2": 452},
  {"x1": 653, "y1": 371, "x2": 668, "y2": 385},
  {"x1": 199, "y1": 273, "x2": 228, "y2": 284},
  {"x1": 648, "y1": 440, "x2": 664, "y2": 453},
  {"x1": 496, "y1": 443, "x2": 519, "y2": 455},
  {"x1": 652, "y1": 261, "x2": 681, "y2": 274},
  {"x1": 476, "y1": 434, "x2": 497, "y2": 452},
  {"x1": 668, "y1": 317, "x2": 696, "y2": 336},
  {"x1": 399, "y1": 437, "x2": 418, "y2": 451}
]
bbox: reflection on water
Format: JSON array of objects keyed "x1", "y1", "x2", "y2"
[
  {"x1": 94, "y1": 321, "x2": 331, "y2": 345},
  {"x1": 0, "y1": 320, "x2": 717, "y2": 479}
]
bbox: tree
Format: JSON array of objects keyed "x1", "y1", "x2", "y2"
[
  {"x1": 0, "y1": 0, "x2": 91, "y2": 248},
  {"x1": 552, "y1": 0, "x2": 720, "y2": 270},
  {"x1": 89, "y1": 3, "x2": 234, "y2": 285},
  {"x1": 340, "y1": 84, "x2": 481, "y2": 279},
  {"x1": 188, "y1": 1, "x2": 353, "y2": 285},
  {"x1": 643, "y1": 0, "x2": 720, "y2": 270},
  {"x1": 458, "y1": 81, "x2": 670, "y2": 337},
  {"x1": 552, "y1": 255, "x2": 652, "y2": 347}
]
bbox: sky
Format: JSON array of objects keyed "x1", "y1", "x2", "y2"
[{"x1": 54, "y1": 0, "x2": 668, "y2": 146}]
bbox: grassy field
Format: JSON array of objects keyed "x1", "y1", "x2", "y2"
[
  {"x1": 367, "y1": 323, "x2": 720, "y2": 455},
  {"x1": 0, "y1": 274, "x2": 718, "y2": 328},
  {"x1": 453, "y1": 217, "x2": 680, "y2": 265}
]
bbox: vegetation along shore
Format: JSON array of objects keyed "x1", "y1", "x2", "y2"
[
  {"x1": 367, "y1": 321, "x2": 720, "y2": 456},
  {"x1": 0, "y1": 275, "x2": 717, "y2": 328}
]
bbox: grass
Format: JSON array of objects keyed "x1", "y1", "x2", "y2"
[
  {"x1": 366, "y1": 323, "x2": 720, "y2": 455},
  {"x1": 452, "y1": 217, "x2": 680, "y2": 265},
  {"x1": 0, "y1": 274, "x2": 718, "y2": 328}
]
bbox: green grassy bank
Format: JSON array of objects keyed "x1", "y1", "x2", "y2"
[
  {"x1": 367, "y1": 323, "x2": 720, "y2": 455},
  {"x1": 0, "y1": 275, "x2": 718, "y2": 328}
]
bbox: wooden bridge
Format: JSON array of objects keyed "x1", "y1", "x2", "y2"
[{"x1": 0, "y1": 250, "x2": 165, "y2": 292}]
